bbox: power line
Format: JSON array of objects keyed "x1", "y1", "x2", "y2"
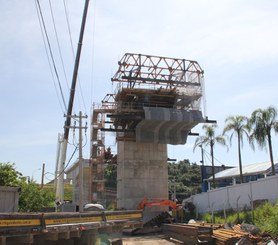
[
  {"x1": 203, "y1": 148, "x2": 225, "y2": 166},
  {"x1": 63, "y1": 0, "x2": 75, "y2": 59},
  {"x1": 55, "y1": 146, "x2": 78, "y2": 180},
  {"x1": 35, "y1": 0, "x2": 67, "y2": 112},
  {"x1": 63, "y1": 0, "x2": 87, "y2": 115},
  {"x1": 34, "y1": 0, "x2": 65, "y2": 114},
  {"x1": 48, "y1": 0, "x2": 70, "y2": 90}
]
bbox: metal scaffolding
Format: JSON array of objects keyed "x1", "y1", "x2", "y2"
[{"x1": 90, "y1": 53, "x2": 206, "y2": 204}]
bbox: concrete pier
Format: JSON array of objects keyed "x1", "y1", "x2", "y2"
[{"x1": 117, "y1": 141, "x2": 168, "y2": 210}]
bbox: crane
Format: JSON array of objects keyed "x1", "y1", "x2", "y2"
[{"x1": 55, "y1": 0, "x2": 90, "y2": 211}]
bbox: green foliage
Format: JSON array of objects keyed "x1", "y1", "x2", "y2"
[
  {"x1": 43, "y1": 182, "x2": 73, "y2": 201},
  {"x1": 64, "y1": 183, "x2": 73, "y2": 201},
  {"x1": 18, "y1": 180, "x2": 55, "y2": 212},
  {"x1": 203, "y1": 210, "x2": 253, "y2": 225},
  {"x1": 201, "y1": 201, "x2": 278, "y2": 236},
  {"x1": 0, "y1": 162, "x2": 56, "y2": 212},
  {"x1": 0, "y1": 162, "x2": 23, "y2": 186},
  {"x1": 168, "y1": 160, "x2": 201, "y2": 200},
  {"x1": 194, "y1": 124, "x2": 227, "y2": 188},
  {"x1": 249, "y1": 106, "x2": 278, "y2": 149},
  {"x1": 254, "y1": 201, "x2": 278, "y2": 236},
  {"x1": 223, "y1": 115, "x2": 250, "y2": 183},
  {"x1": 104, "y1": 164, "x2": 117, "y2": 188}
]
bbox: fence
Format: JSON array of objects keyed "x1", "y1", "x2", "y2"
[{"x1": 191, "y1": 174, "x2": 278, "y2": 214}]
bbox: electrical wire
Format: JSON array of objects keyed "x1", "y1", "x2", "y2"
[
  {"x1": 203, "y1": 149, "x2": 212, "y2": 165},
  {"x1": 35, "y1": 0, "x2": 67, "y2": 112},
  {"x1": 203, "y1": 148, "x2": 225, "y2": 166},
  {"x1": 34, "y1": 0, "x2": 65, "y2": 114},
  {"x1": 63, "y1": 0, "x2": 75, "y2": 59},
  {"x1": 55, "y1": 146, "x2": 78, "y2": 180},
  {"x1": 48, "y1": 0, "x2": 70, "y2": 90},
  {"x1": 82, "y1": 129, "x2": 88, "y2": 148}
]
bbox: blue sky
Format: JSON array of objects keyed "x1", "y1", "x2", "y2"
[{"x1": 1, "y1": 0, "x2": 278, "y2": 182}]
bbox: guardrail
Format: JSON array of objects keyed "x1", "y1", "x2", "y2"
[{"x1": 0, "y1": 210, "x2": 143, "y2": 245}]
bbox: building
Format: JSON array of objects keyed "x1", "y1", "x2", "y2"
[{"x1": 205, "y1": 160, "x2": 278, "y2": 190}]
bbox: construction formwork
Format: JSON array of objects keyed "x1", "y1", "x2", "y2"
[{"x1": 90, "y1": 53, "x2": 206, "y2": 210}]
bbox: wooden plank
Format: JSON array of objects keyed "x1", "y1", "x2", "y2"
[
  {"x1": 184, "y1": 224, "x2": 214, "y2": 235},
  {"x1": 162, "y1": 224, "x2": 199, "y2": 236},
  {"x1": 163, "y1": 230, "x2": 199, "y2": 245}
]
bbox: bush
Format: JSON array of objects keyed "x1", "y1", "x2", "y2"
[
  {"x1": 201, "y1": 200, "x2": 278, "y2": 237},
  {"x1": 254, "y1": 201, "x2": 278, "y2": 236},
  {"x1": 19, "y1": 180, "x2": 55, "y2": 212}
]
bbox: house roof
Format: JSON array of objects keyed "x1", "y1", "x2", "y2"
[{"x1": 206, "y1": 160, "x2": 278, "y2": 181}]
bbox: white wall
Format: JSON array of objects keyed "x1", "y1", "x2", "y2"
[
  {"x1": 191, "y1": 175, "x2": 278, "y2": 214},
  {"x1": 0, "y1": 186, "x2": 19, "y2": 212}
]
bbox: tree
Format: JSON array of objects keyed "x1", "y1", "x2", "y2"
[
  {"x1": 249, "y1": 106, "x2": 278, "y2": 175},
  {"x1": 0, "y1": 162, "x2": 22, "y2": 186},
  {"x1": 168, "y1": 160, "x2": 201, "y2": 200},
  {"x1": 223, "y1": 115, "x2": 250, "y2": 183},
  {"x1": 18, "y1": 179, "x2": 55, "y2": 212},
  {"x1": 194, "y1": 124, "x2": 227, "y2": 188},
  {"x1": 104, "y1": 164, "x2": 117, "y2": 189},
  {"x1": 0, "y1": 162, "x2": 55, "y2": 211}
]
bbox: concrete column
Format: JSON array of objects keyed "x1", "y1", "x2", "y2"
[{"x1": 117, "y1": 141, "x2": 168, "y2": 210}]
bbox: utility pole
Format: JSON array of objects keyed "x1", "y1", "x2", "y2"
[
  {"x1": 69, "y1": 112, "x2": 88, "y2": 212},
  {"x1": 199, "y1": 145, "x2": 206, "y2": 192},
  {"x1": 41, "y1": 162, "x2": 45, "y2": 189}
]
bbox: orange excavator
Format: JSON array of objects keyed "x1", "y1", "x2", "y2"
[
  {"x1": 137, "y1": 198, "x2": 180, "y2": 227},
  {"x1": 137, "y1": 198, "x2": 177, "y2": 210}
]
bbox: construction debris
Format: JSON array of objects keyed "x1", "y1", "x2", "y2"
[
  {"x1": 162, "y1": 223, "x2": 213, "y2": 244},
  {"x1": 212, "y1": 226, "x2": 261, "y2": 245},
  {"x1": 161, "y1": 222, "x2": 267, "y2": 245}
]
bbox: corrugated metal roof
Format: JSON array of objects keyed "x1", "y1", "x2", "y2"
[{"x1": 207, "y1": 160, "x2": 278, "y2": 181}]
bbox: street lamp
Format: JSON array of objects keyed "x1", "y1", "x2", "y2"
[{"x1": 32, "y1": 168, "x2": 41, "y2": 180}]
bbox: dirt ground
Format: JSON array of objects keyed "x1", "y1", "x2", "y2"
[{"x1": 121, "y1": 234, "x2": 181, "y2": 245}]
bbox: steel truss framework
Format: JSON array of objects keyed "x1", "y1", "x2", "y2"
[{"x1": 112, "y1": 53, "x2": 204, "y2": 88}]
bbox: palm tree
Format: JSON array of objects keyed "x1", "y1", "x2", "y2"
[
  {"x1": 249, "y1": 106, "x2": 278, "y2": 175},
  {"x1": 223, "y1": 115, "x2": 250, "y2": 183},
  {"x1": 194, "y1": 124, "x2": 227, "y2": 188}
]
